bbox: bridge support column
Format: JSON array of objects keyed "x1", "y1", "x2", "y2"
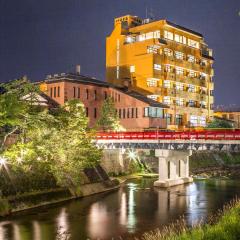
[{"x1": 154, "y1": 150, "x2": 193, "y2": 188}]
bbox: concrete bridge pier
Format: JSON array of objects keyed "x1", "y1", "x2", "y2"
[{"x1": 154, "y1": 149, "x2": 193, "y2": 188}]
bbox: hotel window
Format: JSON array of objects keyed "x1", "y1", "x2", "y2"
[
  {"x1": 164, "y1": 48, "x2": 173, "y2": 56},
  {"x1": 188, "y1": 100, "x2": 195, "y2": 107},
  {"x1": 147, "y1": 46, "x2": 158, "y2": 54},
  {"x1": 188, "y1": 39, "x2": 199, "y2": 49},
  {"x1": 145, "y1": 32, "x2": 154, "y2": 40},
  {"x1": 188, "y1": 55, "x2": 195, "y2": 63},
  {"x1": 54, "y1": 87, "x2": 56, "y2": 97},
  {"x1": 86, "y1": 107, "x2": 88, "y2": 117},
  {"x1": 175, "y1": 51, "x2": 184, "y2": 60},
  {"x1": 176, "y1": 98, "x2": 184, "y2": 106},
  {"x1": 57, "y1": 87, "x2": 60, "y2": 97},
  {"x1": 147, "y1": 78, "x2": 157, "y2": 87},
  {"x1": 153, "y1": 30, "x2": 160, "y2": 38},
  {"x1": 118, "y1": 94, "x2": 120, "y2": 102},
  {"x1": 176, "y1": 82, "x2": 184, "y2": 91},
  {"x1": 200, "y1": 72, "x2": 207, "y2": 80},
  {"x1": 50, "y1": 88, "x2": 53, "y2": 97},
  {"x1": 176, "y1": 66, "x2": 184, "y2": 75},
  {"x1": 85, "y1": 89, "x2": 89, "y2": 99},
  {"x1": 175, "y1": 114, "x2": 183, "y2": 125},
  {"x1": 165, "y1": 113, "x2": 172, "y2": 125},
  {"x1": 188, "y1": 84, "x2": 196, "y2": 92},
  {"x1": 138, "y1": 33, "x2": 146, "y2": 41},
  {"x1": 190, "y1": 115, "x2": 198, "y2": 126},
  {"x1": 94, "y1": 90, "x2": 97, "y2": 100},
  {"x1": 165, "y1": 65, "x2": 172, "y2": 72},
  {"x1": 199, "y1": 116, "x2": 206, "y2": 126},
  {"x1": 189, "y1": 70, "x2": 196, "y2": 78},
  {"x1": 94, "y1": 108, "x2": 97, "y2": 118},
  {"x1": 163, "y1": 80, "x2": 171, "y2": 88},
  {"x1": 77, "y1": 87, "x2": 80, "y2": 98},
  {"x1": 164, "y1": 30, "x2": 173, "y2": 40},
  {"x1": 200, "y1": 101, "x2": 206, "y2": 108},
  {"x1": 154, "y1": 64, "x2": 161, "y2": 71},
  {"x1": 130, "y1": 65, "x2": 135, "y2": 73},
  {"x1": 73, "y1": 87, "x2": 76, "y2": 98},
  {"x1": 136, "y1": 108, "x2": 138, "y2": 118},
  {"x1": 163, "y1": 96, "x2": 171, "y2": 105},
  {"x1": 174, "y1": 34, "x2": 186, "y2": 44}
]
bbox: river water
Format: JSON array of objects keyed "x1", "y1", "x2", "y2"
[{"x1": 1, "y1": 178, "x2": 240, "y2": 240}]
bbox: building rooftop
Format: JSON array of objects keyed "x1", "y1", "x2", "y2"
[{"x1": 44, "y1": 73, "x2": 169, "y2": 109}]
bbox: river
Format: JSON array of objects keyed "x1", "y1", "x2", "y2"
[{"x1": 1, "y1": 178, "x2": 240, "y2": 240}]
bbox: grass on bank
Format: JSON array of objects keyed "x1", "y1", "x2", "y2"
[{"x1": 140, "y1": 198, "x2": 240, "y2": 240}]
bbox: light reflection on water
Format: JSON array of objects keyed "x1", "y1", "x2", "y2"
[{"x1": 0, "y1": 179, "x2": 240, "y2": 240}]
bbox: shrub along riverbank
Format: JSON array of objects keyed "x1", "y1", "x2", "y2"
[
  {"x1": 190, "y1": 151, "x2": 240, "y2": 179},
  {"x1": 140, "y1": 198, "x2": 240, "y2": 240}
]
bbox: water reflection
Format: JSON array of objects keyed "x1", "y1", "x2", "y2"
[
  {"x1": 56, "y1": 208, "x2": 69, "y2": 239},
  {"x1": 127, "y1": 183, "x2": 137, "y2": 232},
  {"x1": 0, "y1": 179, "x2": 240, "y2": 240}
]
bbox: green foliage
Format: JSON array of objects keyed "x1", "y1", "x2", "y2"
[
  {"x1": 207, "y1": 119, "x2": 233, "y2": 129},
  {"x1": 4, "y1": 99, "x2": 102, "y2": 189},
  {"x1": 0, "y1": 78, "x2": 40, "y2": 154},
  {"x1": 0, "y1": 198, "x2": 10, "y2": 216},
  {"x1": 96, "y1": 97, "x2": 122, "y2": 131}
]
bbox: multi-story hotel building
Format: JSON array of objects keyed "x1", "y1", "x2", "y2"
[
  {"x1": 39, "y1": 71, "x2": 168, "y2": 130},
  {"x1": 106, "y1": 15, "x2": 214, "y2": 129}
]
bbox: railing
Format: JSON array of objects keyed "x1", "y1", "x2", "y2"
[{"x1": 96, "y1": 130, "x2": 240, "y2": 141}]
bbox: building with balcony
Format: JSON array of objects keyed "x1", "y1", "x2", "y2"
[
  {"x1": 39, "y1": 71, "x2": 168, "y2": 130},
  {"x1": 106, "y1": 15, "x2": 214, "y2": 129}
]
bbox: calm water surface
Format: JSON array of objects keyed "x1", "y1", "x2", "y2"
[{"x1": 1, "y1": 178, "x2": 240, "y2": 240}]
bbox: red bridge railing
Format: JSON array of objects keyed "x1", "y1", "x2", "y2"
[{"x1": 96, "y1": 130, "x2": 240, "y2": 141}]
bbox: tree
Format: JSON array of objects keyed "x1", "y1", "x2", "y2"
[
  {"x1": 96, "y1": 97, "x2": 122, "y2": 131},
  {"x1": 207, "y1": 118, "x2": 234, "y2": 129},
  {"x1": 4, "y1": 99, "x2": 102, "y2": 192},
  {"x1": 0, "y1": 78, "x2": 39, "y2": 155}
]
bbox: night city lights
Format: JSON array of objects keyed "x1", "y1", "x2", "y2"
[{"x1": 0, "y1": 1, "x2": 240, "y2": 240}]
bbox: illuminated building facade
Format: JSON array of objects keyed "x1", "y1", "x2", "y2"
[
  {"x1": 40, "y1": 72, "x2": 168, "y2": 130},
  {"x1": 106, "y1": 15, "x2": 214, "y2": 129}
]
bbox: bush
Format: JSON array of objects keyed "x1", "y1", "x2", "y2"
[{"x1": 0, "y1": 198, "x2": 10, "y2": 216}]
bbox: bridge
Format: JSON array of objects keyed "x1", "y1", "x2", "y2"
[{"x1": 96, "y1": 130, "x2": 240, "y2": 188}]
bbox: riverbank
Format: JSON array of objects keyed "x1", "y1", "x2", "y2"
[
  {"x1": 140, "y1": 198, "x2": 240, "y2": 240},
  {"x1": 190, "y1": 151, "x2": 240, "y2": 179}
]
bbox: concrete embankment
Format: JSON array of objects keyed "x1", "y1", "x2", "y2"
[{"x1": 0, "y1": 165, "x2": 119, "y2": 217}]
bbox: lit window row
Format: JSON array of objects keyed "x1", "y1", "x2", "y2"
[
  {"x1": 163, "y1": 96, "x2": 207, "y2": 109},
  {"x1": 163, "y1": 64, "x2": 208, "y2": 79},
  {"x1": 163, "y1": 80, "x2": 207, "y2": 94},
  {"x1": 190, "y1": 115, "x2": 206, "y2": 127},
  {"x1": 163, "y1": 48, "x2": 207, "y2": 65},
  {"x1": 125, "y1": 30, "x2": 160, "y2": 43},
  {"x1": 164, "y1": 30, "x2": 200, "y2": 49}
]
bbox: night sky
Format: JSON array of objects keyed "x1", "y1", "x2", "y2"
[{"x1": 0, "y1": 0, "x2": 239, "y2": 105}]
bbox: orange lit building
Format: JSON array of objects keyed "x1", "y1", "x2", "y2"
[
  {"x1": 39, "y1": 71, "x2": 168, "y2": 130},
  {"x1": 106, "y1": 15, "x2": 214, "y2": 129}
]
